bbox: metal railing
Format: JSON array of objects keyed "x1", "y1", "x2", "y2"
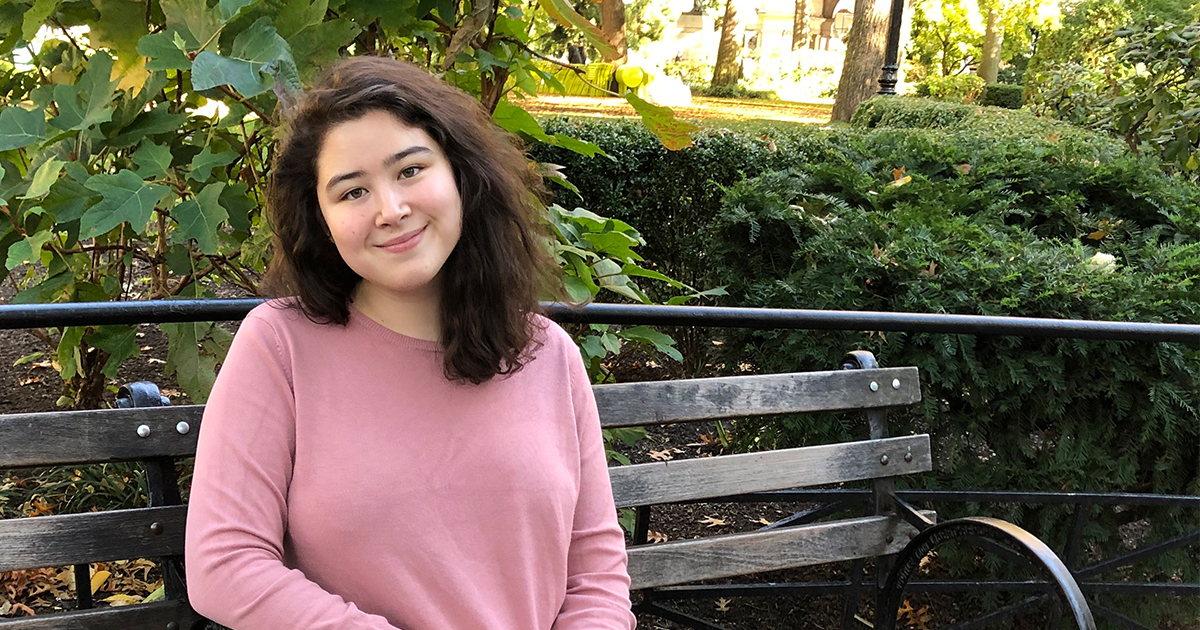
[{"x1": 2, "y1": 299, "x2": 1199, "y2": 344}]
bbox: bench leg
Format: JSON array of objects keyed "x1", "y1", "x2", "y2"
[{"x1": 874, "y1": 516, "x2": 1097, "y2": 630}]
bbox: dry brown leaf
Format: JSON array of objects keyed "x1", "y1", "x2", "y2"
[
  {"x1": 698, "y1": 516, "x2": 726, "y2": 528},
  {"x1": 714, "y1": 597, "x2": 732, "y2": 612},
  {"x1": 648, "y1": 449, "x2": 673, "y2": 462},
  {"x1": 647, "y1": 531, "x2": 668, "y2": 544},
  {"x1": 101, "y1": 593, "x2": 142, "y2": 606},
  {"x1": 754, "y1": 517, "x2": 773, "y2": 526}
]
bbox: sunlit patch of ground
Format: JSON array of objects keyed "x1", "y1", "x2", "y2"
[{"x1": 517, "y1": 94, "x2": 834, "y2": 125}]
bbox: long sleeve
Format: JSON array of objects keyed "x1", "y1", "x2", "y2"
[
  {"x1": 553, "y1": 338, "x2": 637, "y2": 630},
  {"x1": 184, "y1": 313, "x2": 402, "y2": 630}
]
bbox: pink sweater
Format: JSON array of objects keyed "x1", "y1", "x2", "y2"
[{"x1": 185, "y1": 301, "x2": 636, "y2": 630}]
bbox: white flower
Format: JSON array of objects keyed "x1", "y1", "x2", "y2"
[{"x1": 1085, "y1": 252, "x2": 1117, "y2": 273}]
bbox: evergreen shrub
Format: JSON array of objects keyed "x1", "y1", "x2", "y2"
[
  {"x1": 533, "y1": 115, "x2": 1200, "y2": 620},
  {"x1": 980, "y1": 83, "x2": 1025, "y2": 109}
]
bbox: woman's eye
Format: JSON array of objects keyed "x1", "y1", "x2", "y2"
[
  {"x1": 399, "y1": 165, "x2": 422, "y2": 179},
  {"x1": 342, "y1": 187, "x2": 366, "y2": 201}
]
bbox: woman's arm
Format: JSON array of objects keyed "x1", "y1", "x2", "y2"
[
  {"x1": 185, "y1": 313, "x2": 403, "y2": 630},
  {"x1": 553, "y1": 334, "x2": 638, "y2": 630}
]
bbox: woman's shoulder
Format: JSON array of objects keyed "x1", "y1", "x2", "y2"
[
  {"x1": 238, "y1": 298, "x2": 334, "y2": 344},
  {"x1": 529, "y1": 312, "x2": 572, "y2": 352}
]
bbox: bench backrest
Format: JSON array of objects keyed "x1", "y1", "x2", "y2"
[{"x1": 0, "y1": 366, "x2": 926, "y2": 628}]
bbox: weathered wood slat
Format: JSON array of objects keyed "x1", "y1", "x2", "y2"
[
  {"x1": 610, "y1": 435, "x2": 932, "y2": 508},
  {"x1": 627, "y1": 512, "x2": 937, "y2": 589},
  {"x1": 0, "y1": 406, "x2": 203, "y2": 467},
  {"x1": 0, "y1": 599, "x2": 203, "y2": 629},
  {"x1": 595, "y1": 368, "x2": 921, "y2": 428},
  {"x1": 1, "y1": 370, "x2": 919, "y2": 466},
  {"x1": 0, "y1": 506, "x2": 186, "y2": 572}
]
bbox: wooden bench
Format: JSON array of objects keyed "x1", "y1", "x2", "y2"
[{"x1": 0, "y1": 352, "x2": 1094, "y2": 629}]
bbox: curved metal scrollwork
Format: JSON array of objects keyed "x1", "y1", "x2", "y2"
[{"x1": 876, "y1": 516, "x2": 1096, "y2": 630}]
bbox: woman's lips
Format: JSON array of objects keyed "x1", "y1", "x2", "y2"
[{"x1": 378, "y1": 226, "x2": 426, "y2": 253}]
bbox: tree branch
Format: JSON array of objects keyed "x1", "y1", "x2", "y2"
[{"x1": 218, "y1": 86, "x2": 277, "y2": 126}]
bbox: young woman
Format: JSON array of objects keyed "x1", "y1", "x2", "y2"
[{"x1": 184, "y1": 56, "x2": 636, "y2": 630}]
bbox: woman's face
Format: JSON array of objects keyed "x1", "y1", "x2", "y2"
[{"x1": 315, "y1": 110, "x2": 464, "y2": 306}]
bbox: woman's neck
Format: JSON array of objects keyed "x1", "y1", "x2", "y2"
[{"x1": 350, "y1": 281, "x2": 443, "y2": 343}]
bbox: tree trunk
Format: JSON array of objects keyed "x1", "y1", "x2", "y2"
[
  {"x1": 792, "y1": 0, "x2": 810, "y2": 50},
  {"x1": 979, "y1": 7, "x2": 1003, "y2": 83},
  {"x1": 600, "y1": 0, "x2": 628, "y2": 65},
  {"x1": 830, "y1": 0, "x2": 892, "y2": 122},
  {"x1": 712, "y1": 0, "x2": 741, "y2": 87}
]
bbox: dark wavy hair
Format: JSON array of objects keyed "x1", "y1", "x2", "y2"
[{"x1": 264, "y1": 56, "x2": 559, "y2": 384}]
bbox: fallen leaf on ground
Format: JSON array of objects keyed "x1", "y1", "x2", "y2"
[
  {"x1": 90, "y1": 570, "x2": 110, "y2": 595},
  {"x1": 754, "y1": 517, "x2": 773, "y2": 526},
  {"x1": 698, "y1": 516, "x2": 726, "y2": 528},
  {"x1": 102, "y1": 593, "x2": 142, "y2": 606},
  {"x1": 715, "y1": 597, "x2": 731, "y2": 612},
  {"x1": 647, "y1": 531, "x2": 668, "y2": 544},
  {"x1": 648, "y1": 449, "x2": 672, "y2": 461}
]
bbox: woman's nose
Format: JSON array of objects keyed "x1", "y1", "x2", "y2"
[{"x1": 375, "y1": 184, "x2": 412, "y2": 226}]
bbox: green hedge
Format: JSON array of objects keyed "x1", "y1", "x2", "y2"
[
  {"x1": 980, "y1": 83, "x2": 1025, "y2": 109},
  {"x1": 532, "y1": 113, "x2": 1200, "y2": 622},
  {"x1": 916, "y1": 74, "x2": 987, "y2": 103}
]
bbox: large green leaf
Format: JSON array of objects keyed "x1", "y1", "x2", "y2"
[
  {"x1": 138, "y1": 30, "x2": 193, "y2": 71},
  {"x1": 86, "y1": 325, "x2": 140, "y2": 378},
  {"x1": 20, "y1": 158, "x2": 65, "y2": 200},
  {"x1": 22, "y1": 0, "x2": 61, "y2": 43},
  {"x1": 0, "y1": 105, "x2": 46, "y2": 151},
  {"x1": 275, "y1": 0, "x2": 326, "y2": 39},
  {"x1": 492, "y1": 100, "x2": 605, "y2": 158},
  {"x1": 42, "y1": 176, "x2": 94, "y2": 224},
  {"x1": 6, "y1": 230, "x2": 55, "y2": 270},
  {"x1": 88, "y1": 0, "x2": 151, "y2": 92},
  {"x1": 80, "y1": 169, "x2": 169, "y2": 238},
  {"x1": 56, "y1": 326, "x2": 86, "y2": 381},
  {"x1": 537, "y1": 0, "x2": 618, "y2": 61},
  {"x1": 162, "y1": 320, "x2": 232, "y2": 402},
  {"x1": 286, "y1": 17, "x2": 359, "y2": 81},
  {"x1": 172, "y1": 182, "x2": 228, "y2": 254},
  {"x1": 162, "y1": 0, "x2": 222, "y2": 52},
  {"x1": 187, "y1": 146, "x2": 237, "y2": 182},
  {"x1": 11, "y1": 270, "x2": 73, "y2": 303},
  {"x1": 105, "y1": 106, "x2": 188, "y2": 148},
  {"x1": 132, "y1": 141, "x2": 173, "y2": 179},
  {"x1": 219, "y1": 0, "x2": 263, "y2": 21},
  {"x1": 624, "y1": 92, "x2": 700, "y2": 151},
  {"x1": 191, "y1": 18, "x2": 293, "y2": 97},
  {"x1": 50, "y1": 52, "x2": 118, "y2": 132}
]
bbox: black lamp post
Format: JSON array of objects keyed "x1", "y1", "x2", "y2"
[{"x1": 877, "y1": 0, "x2": 907, "y2": 95}]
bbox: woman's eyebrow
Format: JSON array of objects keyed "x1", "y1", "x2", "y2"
[{"x1": 324, "y1": 146, "x2": 434, "y2": 193}]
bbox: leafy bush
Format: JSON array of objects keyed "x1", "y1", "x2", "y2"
[
  {"x1": 707, "y1": 168, "x2": 1199, "y2": 625},
  {"x1": 979, "y1": 83, "x2": 1024, "y2": 109},
  {"x1": 1029, "y1": 20, "x2": 1200, "y2": 178},
  {"x1": 917, "y1": 74, "x2": 987, "y2": 103},
  {"x1": 690, "y1": 84, "x2": 779, "y2": 101}
]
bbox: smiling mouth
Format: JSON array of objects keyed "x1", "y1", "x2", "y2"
[{"x1": 378, "y1": 226, "x2": 426, "y2": 252}]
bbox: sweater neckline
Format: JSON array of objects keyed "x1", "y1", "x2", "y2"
[{"x1": 348, "y1": 304, "x2": 444, "y2": 353}]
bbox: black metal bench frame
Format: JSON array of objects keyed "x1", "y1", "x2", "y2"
[{"x1": 0, "y1": 351, "x2": 1096, "y2": 630}]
